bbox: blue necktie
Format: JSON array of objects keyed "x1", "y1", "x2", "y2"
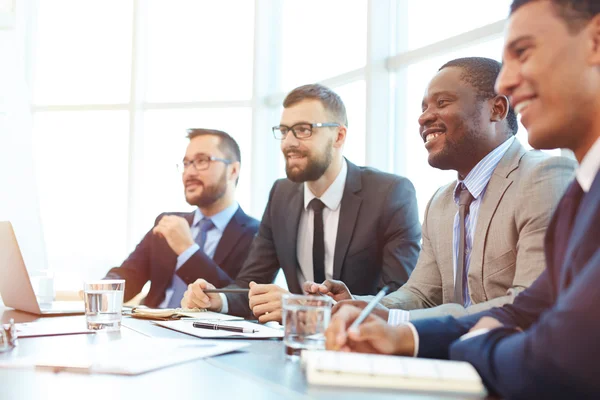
[
  {"x1": 553, "y1": 181, "x2": 584, "y2": 270},
  {"x1": 166, "y1": 218, "x2": 214, "y2": 308}
]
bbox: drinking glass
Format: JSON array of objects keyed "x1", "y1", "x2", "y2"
[
  {"x1": 282, "y1": 294, "x2": 332, "y2": 360},
  {"x1": 83, "y1": 280, "x2": 125, "y2": 331}
]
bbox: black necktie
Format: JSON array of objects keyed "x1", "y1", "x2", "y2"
[
  {"x1": 454, "y1": 185, "x2": 474, "y2": 305},
  {"x1": 309, "y1": 198, "x2": 326, "y2": 283}
]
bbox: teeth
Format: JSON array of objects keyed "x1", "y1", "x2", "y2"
[
  {"x1": 425, "y1": 133, "x2": 442, "y2": 143},
  {"x1": 514, "y1": 100, "x2": 532, "y2": 115}
]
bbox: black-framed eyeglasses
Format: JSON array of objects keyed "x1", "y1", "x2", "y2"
[
  {"x1": 272, "y1": 122, "x2": 341, "y2": 140},
  {"x1": 176, "y1": 154, "x2": 232, "y2": 173}
]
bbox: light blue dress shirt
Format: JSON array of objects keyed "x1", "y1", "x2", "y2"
[{"x1": 159, "y1": 202, "x2": 239, "y2": 308}]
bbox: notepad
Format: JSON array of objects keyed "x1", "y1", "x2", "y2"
[
  {"x1": 302, "y1": 351, "x2": 487, "y2": 397},
  {"x1": 0, "y1": 338, "x2": 248, "y2": 375},
  {"x1": 156, "y1": 320, "x2": 284, "y2": 339}
]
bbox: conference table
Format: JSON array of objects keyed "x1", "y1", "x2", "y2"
[{"x1": 0, "y1": 308, "x2": 489, "y2": 400}]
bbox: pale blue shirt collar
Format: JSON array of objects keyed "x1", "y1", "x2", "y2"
[
  {"x1": 192, "y1": 202, "x2": 239, "y2": 232},
  {"x1": 576, "y1": 136, "x2": 600, "y2": 193},
  {"x1": 303, "y1": 159, "x2": 348, "y2": 211},
  {"x1": 454, "y1": 137, "x2": 515, "y2": 202}
]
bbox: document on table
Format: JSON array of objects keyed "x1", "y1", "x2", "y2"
[
  {"x1": 128, "y1": 307, "x2": 243, "y2": 321},
  {"x1": 156, "y1": 320, "x2": 284, "y2": 339},
  {"x1": 15, "y1": 319, "x2": 94, "y2": 338},
  {"x1": 0, "y1": 338, "x2": 248, "y2": 375}
]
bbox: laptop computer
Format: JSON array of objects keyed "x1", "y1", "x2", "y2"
[{"x1": 0, "y1": 221, "x2": 84, "y2": 315}]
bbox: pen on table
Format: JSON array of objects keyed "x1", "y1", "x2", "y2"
[
  {"x1": 348, "y1": 285, "x2": 391, "y2": 332},
  {"x1": 203, "y1": 288, "x2": 250, "y2": 294},
  {"x1": 193, "y1": 321, "x2": 258, "y2": 334}
]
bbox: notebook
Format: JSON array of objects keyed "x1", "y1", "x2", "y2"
[
  {"x1": 0, "y1": 338, "x2": 248, "y2": 375},
  {"x1": 302, "y1": 350, "x2": 487, "y2": 397},
  {"x1": 156, "y1": 319, "x2": 284, "y2": 339}
]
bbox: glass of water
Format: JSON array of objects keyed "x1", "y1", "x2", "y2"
[
  {"x1": 282, "y1": 294, "x2": 332, "y2": 360},
  {"x1": 83, "y1": 280, "x2": 125, "y2": 331}
]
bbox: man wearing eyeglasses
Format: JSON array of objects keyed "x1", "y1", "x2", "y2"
[
  {"x1": 104, "y1": 129, "x2": 259, "y2": 308},
  {"x1": 181, "y1": 83, "x2": 421, "y2": 322}
]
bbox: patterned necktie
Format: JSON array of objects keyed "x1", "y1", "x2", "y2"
[
  {"x1": 309, "y1": 198, "x2": 326, "y2": 284},
  {"x1": 166, "y1": 218, "x2": 214, "y2": 308},
  {"x1": 454, "y1": 185, "x2": 474, "y2": 305}
]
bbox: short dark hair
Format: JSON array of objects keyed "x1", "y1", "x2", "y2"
[
  {"x1": 439, "y1": 57, "x2": 519, "y2": 136},
  {"x1": 510, "y1": 0, "x2": 600, "y2": 33},
  {"x1": 186, "y1": 128, "x2": 241, "y2": 165},
  {"x1": 283, "y1": 83, "x2": 348, "y2": 128}
]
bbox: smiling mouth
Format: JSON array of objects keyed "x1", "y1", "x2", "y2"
[
  {"x1": 425, "y1": 132, "x2": 444, "y2": 143},
  {"x1": 514, "y1": 99, "x2": 534, "y2": 115}
]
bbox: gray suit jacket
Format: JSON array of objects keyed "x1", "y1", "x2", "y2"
[
  {"x1": 226, "y1": 159, "x2": 421, "y2": 317},
  {"x1": 381, "y1": 139, "x2": 576, "y2": 319}
]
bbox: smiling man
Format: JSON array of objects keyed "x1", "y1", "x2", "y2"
[
  {"x1": 181, "y1": 83, "x2": 421, "y2": 322},
  {"x1": 104, "y1": 129, "x2": 259, "y2": 308},
  {"x1": 326, "y1": 0, "x2": 600, "y2": 398},
  {"x1": 308, "y1": 57, "x2": 574, "y2": 322}
]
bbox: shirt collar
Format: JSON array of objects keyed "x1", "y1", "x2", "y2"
[
  {"x1": 576, "y1": 136, "x2": 600, "y2": 193},
  {"x1": 192, "y1": 202, "x2": 239, "y2": 232},
  {"x1": 303, "y1": 159, "x2": 348, "y2": 211},
  {"x1": 454, "y1": 136, "x2": 515, "y2": 202}
]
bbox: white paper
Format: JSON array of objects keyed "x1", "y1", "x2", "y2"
[
  {"x1": 15, "y1": 320, "x2": 94, "y2": 338},
  {"x1": 156, "y1": 320, "x2": 284, "y2": 339},
  {"x1": 0, "y1": 338, "x2": 248, "y2": 375}
]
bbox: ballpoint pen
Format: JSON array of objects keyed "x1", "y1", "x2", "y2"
[
  {"x1": 348, "y1": 285, "x2": 391, "y2": 332},
  {"x1": 192, "y1": 321, "x2": 258, "y2": 333}
]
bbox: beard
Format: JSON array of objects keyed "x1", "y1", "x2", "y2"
[
  {"x1": 184, "y1": 169, "x2": 228, "y2": 208},
  {"x1": 284, "y1": 139, "x2": 334, "y2": 183}
]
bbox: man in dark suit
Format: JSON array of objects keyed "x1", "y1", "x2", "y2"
[
  {"x1": 326, "y1": 0, "x2": 600, "y2": 398},
  {"x1": 181, "y1": 84, "x2": 421, "y2": 321},
  {"x1": 105, "y1": 129, "x2": 259, "y2": 308}
]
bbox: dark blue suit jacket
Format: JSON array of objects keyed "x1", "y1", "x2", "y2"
[
  {"x1": 412, "y1": 172, "x2": 600, "y2": 399},
  {"x1": 105, "y1": 207, "x2": 259, "y2": 308}
]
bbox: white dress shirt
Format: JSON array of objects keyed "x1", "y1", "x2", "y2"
[
  {"x1": 296, "y1": 159, "x2": 348, "y2": 284},
  {"x1": 576, "y1": 136, "x2": 600, "y2": 193}
]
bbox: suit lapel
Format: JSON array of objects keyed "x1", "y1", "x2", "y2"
[
  {"x1": 213, "y1": 207, "x2": 246, "y2": 265},
  {"x1": 469, "y1": 140, "x2": 524, "y2": 299},
  {"x1": 560, "y1": 173, "x2": 600, "y2": 285},
  {"x1": 436, "y1": 186, "x2": 460, "y2": 302},
  {"x1": 333, "y1": 160, "x2": 362, "y2": 280},
  {"x1": 284, "y1": 185, "x2": 304, "y2": 292}
]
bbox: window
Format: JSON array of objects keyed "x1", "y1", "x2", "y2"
[
  {"x1": 145, "y1": 0, "x2": 255, "y2": 102},
  {"x1": 32, "y1": 111, "x2": 130, "y2": 287},
  {"x1": 402, "y1": 0, "x2": 512, "y2": 50},
  {"x1": 280, "y1": 0, "x2": 367, "y2": 90},
  {"x1": 33, "y1": 0, "x2": 133, "y2": 105},
  {"x1": 333, "y1": 80, "x2": 366, "y2": 166}
]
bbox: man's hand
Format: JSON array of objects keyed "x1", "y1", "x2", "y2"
[
  {"x1": 332, "y1": 299, "x2": 391, "y2": 321},
  {"x1": 469, "y1": 316, "x2": 503, "y2": 332},
  {"x1": 153, "y1": 215, "x2": 195, "y2": 256},
  {"x1": 325, "y1": 305, "x2": 415, "y2": 355},
  {"x1": 248, "y1": 282, "x2": 289, "y2": 323},
  {"x1": 181, "y1": 279, "x2": 222, "y2": 312},
  {"x1": 302, "y1": 279, "x2": 353, "y2": 302}
]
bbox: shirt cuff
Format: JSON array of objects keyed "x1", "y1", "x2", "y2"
[
  {"x1": 175, "y1": 243, "x2": 200, "y2": 270},
  {"x1": 387, "y1": 309, "x2": 410, "y2": 326},
  {"x1": 406, "y1": 322, "x2": 420, "y2": 357},
  {"x1": 218, "y1": 293, "x2": 229, "y2": 314}
]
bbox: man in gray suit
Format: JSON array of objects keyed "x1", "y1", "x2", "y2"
[
  {"x1": 181, "y1": 83, "x2": 421, "y2": 322},
  {"x1": 306, "y1": 58, "x2": 575, "y2": 322}
]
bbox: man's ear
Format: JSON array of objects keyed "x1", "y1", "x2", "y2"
[
  {"x1": 490, "y1": 95, "x2": 509, "y2": 122},
  {"x1": 333, "y1": 126, "x2": 347, "y2": 149},
  {"x1": 229, "y1": 161, "x2": 241, "y2": 183},
  {"x1": 587, "y1": 14, "x2": 600, "y2": 65}
]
